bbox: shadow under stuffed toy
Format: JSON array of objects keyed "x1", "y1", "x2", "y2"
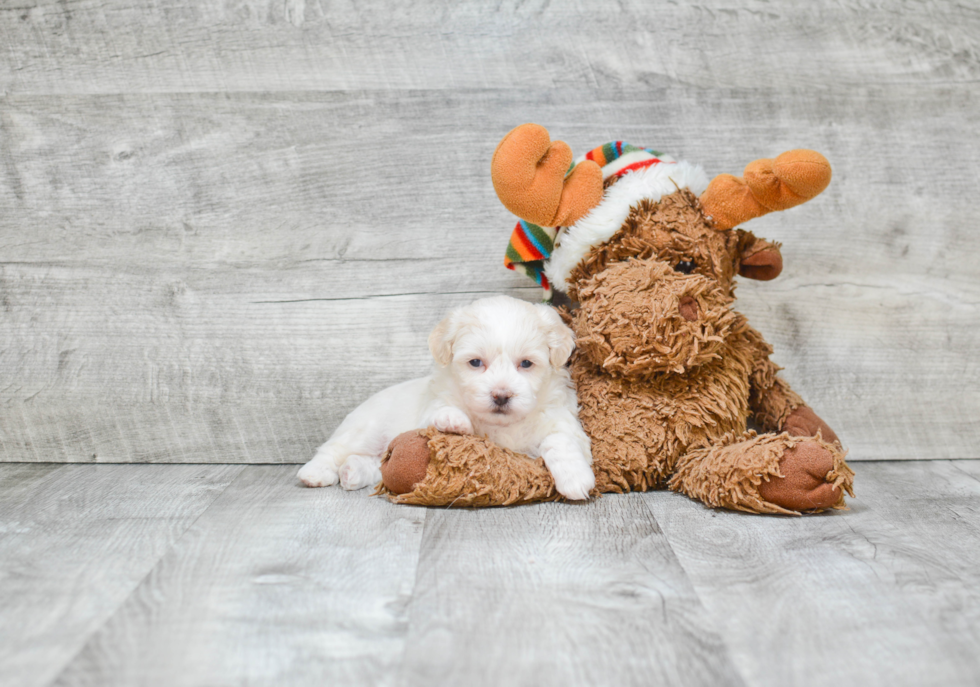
[{"x1": 379, "y1": 124, "x2": 854, "y2": 515}]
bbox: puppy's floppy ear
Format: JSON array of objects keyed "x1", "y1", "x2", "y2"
[
  {"x1": 428, "y1": 312, "x2": 456, "y2": 366},
  {"x1": 535, "y1": 303, "x2": 575, "y2": 368}
]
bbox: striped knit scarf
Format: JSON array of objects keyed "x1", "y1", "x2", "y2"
[{"x1": 504, "y1": 141, "x2": 674, "y2": 300}]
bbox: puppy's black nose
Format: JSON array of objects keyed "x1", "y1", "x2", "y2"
[{"x1": 491, "y1": 391, "x2": 512, "y2": 407}]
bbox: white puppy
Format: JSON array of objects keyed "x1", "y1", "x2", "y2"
[{"x1": 297, "y1": 295, "x2": 595, "y2": 500}]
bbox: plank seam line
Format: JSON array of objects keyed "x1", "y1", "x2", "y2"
[
  {"x1": 389, "y1": 504, "x2": 430, "y2": 678},
  {"x1": 0, "y1": 463, "x2": 69, "y2": 517},
  {"x1": 948, "y1": 460, "x2": 980, "y2": 486},
  {"x1": 636, "y1": 494, "x2": 752, "y2": 687},
  {"x1": 43, "y1": 464, "x2": 248, "y2": 686},
  {"x1": 294, "y1": 257, "x2": 452, "y2": 264},
  {"x1": 250, "y1": 289, "x2": 536, "y2": 304}
]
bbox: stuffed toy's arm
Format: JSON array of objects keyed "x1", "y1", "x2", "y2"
[{"x1": 743, "y1": 325, "x2": 840, "y2": 445}]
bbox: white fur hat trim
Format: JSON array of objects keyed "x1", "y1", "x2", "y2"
[{"x1": 544, "y1": 161, "x2": 709, "y2": 290}]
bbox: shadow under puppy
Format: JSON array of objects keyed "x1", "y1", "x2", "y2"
[{"x1": 298, "y1": 295, "x2": 594, "y2": 500}]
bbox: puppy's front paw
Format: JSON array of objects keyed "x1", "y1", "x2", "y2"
[
  {"x1": 432, "y1": 407, "x2": 474, "y2": 435},
  {"x1": 548, "y1": 460, "x2": 596, "y2": 501},
  {"x1": 338, "y1": 455, "x2": 382, "y2": 491},
  {"x1": 297, "y1": 459, "x2": 339, "y2": 488}
]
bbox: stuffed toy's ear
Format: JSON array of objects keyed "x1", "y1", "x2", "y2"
[
  {"x1": 428, "y1": 313, "x2": 456, "y2": 366},
  {"x1": 739, "y1": 247, "x2": 783, "y2": 281},
  {"x1": 738, "y1": 233, "x2": 783, "y2": 281},
  {"x1": 491, "y1": 123, "x2": 604, "y2": 228},
  {"x1": 535, "y1": 303, "x2": 575, "y2": 368}
]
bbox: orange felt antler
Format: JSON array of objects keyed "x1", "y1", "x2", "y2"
[
  {"x1": 491, "y1": 124, "x2": 604, "y2": 228},
  {"x1": 700, "y1": 150, "x2": 832, "y2": 230}
]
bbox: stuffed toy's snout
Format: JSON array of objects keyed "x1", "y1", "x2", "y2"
[{"x1": 572, "y1": 258, "x2": 738, "y2": 378}]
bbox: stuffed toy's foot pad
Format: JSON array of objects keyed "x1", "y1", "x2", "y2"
[
  {"x1": 381, "y1": 431, "x2": 432, "y2": 495},
  {"x1": 783, "y1": 406, "x2": 839, "y2": 445},
  {"x1": 758, "y1": 440, "x2": 842, "y2": 512}
]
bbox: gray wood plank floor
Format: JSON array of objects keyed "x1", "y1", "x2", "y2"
[
  {"x1": 0, "y1": 464, "x2": 245, "y2": 687},
  {"x1": 1, "y1": 462, "x2": 978, "y2": 687}
]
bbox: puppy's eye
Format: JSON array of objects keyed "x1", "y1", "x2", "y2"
[
  {"x1": 519, "y1": 360, "x2": 533, "y2": 369},
  {"x1": 674, "y1": 259, "x2": 696, "y2": 274},
  {"x1": 468, "y1": 359, "x2": 483, "y2": 368}
]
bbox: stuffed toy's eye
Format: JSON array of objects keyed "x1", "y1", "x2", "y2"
[
  {"x1": 674, "y1": 259, "x2": 696, "y2": 274},
  {"x1": 468, "y1": 359, "x2": 483, "y2": 368},
  {"x1": 519, "y1": 360, "x2": 533, "y2": 369}
]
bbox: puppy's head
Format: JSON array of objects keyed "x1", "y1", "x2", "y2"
[{"x1": 428, "y1": 296, "x2": 574, "y2": 426}]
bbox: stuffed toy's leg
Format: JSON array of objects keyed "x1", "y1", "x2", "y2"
[
  {"x1": 379, "y1": 424, "x2": 676, "y2": 506},
  {"x1": 378, "y1": 428, "x2": 561, "y2": 507},
  {"x1": 379, "y1": 428, "x2": 854, "y2": 513},
  {"x1": 669, "y1": 432, "x2": 854, "y2": 515}
]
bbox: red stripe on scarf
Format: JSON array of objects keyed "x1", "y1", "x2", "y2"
[{"x1": 512, "y1": 228, "x2": 544, "y2": 261}]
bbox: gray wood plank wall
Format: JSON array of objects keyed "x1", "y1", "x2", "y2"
[{"x1": 2, "y1": 1, "x2": 978, "y2": 463}]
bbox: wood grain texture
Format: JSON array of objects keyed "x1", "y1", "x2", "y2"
[
  {"x1": 2, "y1": 1, "x2": 978, "y2": 95},
  {"x1": 399, "y1": 494, "x2": 744, "y2": 687},
  {"x1": 50, "y1": 466, "x2": 427, "y2": 687},
  {"x1": 2, "y1": 86, "x2": 978, "y2": 462},
  {"x1": 0, "y1": 463, "x2": 243, "y2": 687},
  {"x1": 643, "y1": 460, "x2": 980, "y2": 687},
  {"x1": 2, "y1": 462, "x2": 979, "y2": 686},
  {"x1": 0, "y1": 287, "x2": 535, "y2": 464}
]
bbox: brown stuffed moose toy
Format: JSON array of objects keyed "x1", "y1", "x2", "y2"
[{"x1": 380, "y1": 124, "x2": 854, "y2": 515}]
